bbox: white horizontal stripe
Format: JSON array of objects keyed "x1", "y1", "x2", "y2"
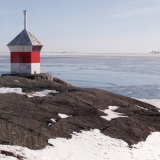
[
  {"x1": 8, "y1": 46, "x2": 32, "y2": 52},
  {"x1": 11, "y1": 63, "x2": 40, "y2": 74}
]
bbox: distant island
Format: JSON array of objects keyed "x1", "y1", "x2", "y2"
[{"x1": 150, "y1": 50, "x2": 160, "y2": 53}]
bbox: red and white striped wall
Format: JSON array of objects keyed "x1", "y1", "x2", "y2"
[{"x1": 10, "y1": 52, "x2": 40, "y2": 74}]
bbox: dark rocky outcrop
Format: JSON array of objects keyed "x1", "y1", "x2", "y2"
[{"x1": 0, "y1": 75, "x2": 160, "y2": 150}]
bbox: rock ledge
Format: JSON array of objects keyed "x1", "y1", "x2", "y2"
[{"x1": 0, "y1": 75, "x2": 159, "y2": 150}]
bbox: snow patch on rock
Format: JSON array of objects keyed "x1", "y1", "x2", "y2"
[
  {"x1": 51, "y1": 119, "x2": 56, "y2": 123},
  {"x1": 27, "y1": 90, "x2": 58, "y2": 97},
  {"x1": 135, "y1": 105, "x2": 148, "y2": 110},
  {"x1": 0, "y1": 153, "x2": 17, "y2": 160},
  {"x1": 0, "y1": 87, "x2": 24, "y2": 94},
  {"x1": 14, "y1": 80, "x2": 19, "y2": 82},
  {"x1": 58, "y1": 113, "x2": 70, "y2": 119},
  {"x1": 100, "y1": 106, "x2": 127, "y2": 121},
  {"x1": 0, "y1": 87, "x2": 58, "y2": 97}
]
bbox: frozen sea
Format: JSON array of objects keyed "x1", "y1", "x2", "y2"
[{"x1": 1, "y1": 52, "x2": 160, "y2": 99}]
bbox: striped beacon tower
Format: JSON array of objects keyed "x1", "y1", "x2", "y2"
[{"x1": 7, "y1": 10, "x2": 43, "y2": 74}]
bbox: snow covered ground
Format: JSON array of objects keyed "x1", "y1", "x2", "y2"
[
  {"x1": 0, "y1": 87, "x2": 24, "y2": 95},
  {"x1": 0, "y1": 87, "x2": 58, "y2": 97},
  {"x1": 0, "y1": 87, "x2": 160, "y2": 159},
  {"x1": 0, "y1": 129, "x2": 160, "y2": 160}
]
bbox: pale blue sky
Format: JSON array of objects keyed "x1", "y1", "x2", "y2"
[{"x1": 0, "y1": 0, "x2": 160, "y2": 53}]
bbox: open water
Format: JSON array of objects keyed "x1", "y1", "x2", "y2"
[{"x1": 0, "y1": 53, "x2": 160, "y2": 99}]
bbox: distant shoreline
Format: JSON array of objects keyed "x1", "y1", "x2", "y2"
[{"x1": 1, "y1": 52, "x2": 160, "y2": 58}]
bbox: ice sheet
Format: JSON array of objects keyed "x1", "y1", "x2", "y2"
[{"x1": 1, "y1": 55, "x2": 160, "y2": 99}]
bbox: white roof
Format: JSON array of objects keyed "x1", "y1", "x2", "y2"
[{"x1": 7, "y1": 29, "x2": 43, "y2": 46}]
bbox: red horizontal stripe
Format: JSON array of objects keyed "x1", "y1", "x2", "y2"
[{"x1": 11, "y1": 52, "x2": 40, "y2": 63}]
